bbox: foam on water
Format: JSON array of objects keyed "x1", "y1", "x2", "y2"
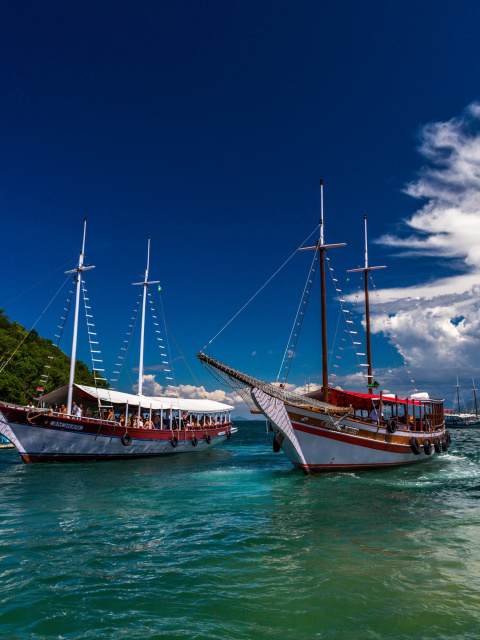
[{"x1": 0, "y1": 422, "x2": 480, "y2": 639}]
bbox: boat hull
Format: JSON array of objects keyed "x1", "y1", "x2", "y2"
[
  {"x1": 0, "y1": 405, "x2": 236, "y2": 463},
  {"x1": 252, "y1": 388, "x2": 447, "y2": 473},
  {"x1": 444, "y1": 414, "x2": 480, "y2": 428}
]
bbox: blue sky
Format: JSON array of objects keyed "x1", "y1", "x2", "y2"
[{"x1": 2, "y1": 1, "x2": 480, "y2": 414}]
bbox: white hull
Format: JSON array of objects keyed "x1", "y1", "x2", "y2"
[{"x1": 0, "y1": 408, "x2": 236, "y2": 462}]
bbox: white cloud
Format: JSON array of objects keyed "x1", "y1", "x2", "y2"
[
  {"x1": 366, "y1": 103, "x2": 480, "y2": 398},
  {"x1": 135, "y1": 374, "x2": 244, "y2": 406}
]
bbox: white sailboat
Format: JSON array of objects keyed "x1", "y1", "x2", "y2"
[
  {"x1": 0, "y1": 221, "x2": 236, "y2": 462},
  {"x1": 444, "y1": 379, "x2": 480, "y2": 428}
]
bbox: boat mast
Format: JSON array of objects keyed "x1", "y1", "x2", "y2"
[
  {"x1": 65, "y1": 218, "x2": 95, "y2": 415},
  {"x1": 456, "y1": 377, "x2": 461, "y2": 414},
  {"x1": 319, "y1": 182, "x2": 330, "y2": 401},
  {"x1": 347, "y1": 216, "x2": 386, "y2": 393},
  {"x1": 299, "y1": 180, "x2": 345, "y2": 403},
  {"x1": 133, "y1": 237, "x2": 159, "y2": 398},
  {"x1": 473, "y1": 379, "x2": 478, "y2": 416}
]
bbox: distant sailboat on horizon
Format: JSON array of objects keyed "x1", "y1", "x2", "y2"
[{"x1": 444, "y1": 378, "x2": 480, "y2": 428}]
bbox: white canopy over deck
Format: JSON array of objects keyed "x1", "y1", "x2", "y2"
[{"x1": 37, "y1": 384, "x2": 234, "y2": 413}]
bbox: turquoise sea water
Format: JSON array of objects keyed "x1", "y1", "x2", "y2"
[{"x1": 0, "y1": 422, "x2": 480, "y2": 640}]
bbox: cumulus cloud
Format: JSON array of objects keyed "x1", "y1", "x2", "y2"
[
  {"x1": 135, "y1": 374, "x2": 243, "y2": 406},
  {"x1": 369, "y1": 103, "x2": 480, "y2": 398},
  {"x1": 379, "y1": 102, "x2": 480, "y2": 265}
]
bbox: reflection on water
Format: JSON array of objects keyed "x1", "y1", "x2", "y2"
[{"x1": 0, "y1": 423, "x2": 479, "y2": 639}]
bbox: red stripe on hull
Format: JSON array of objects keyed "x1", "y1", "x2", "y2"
[
  {"x1": 291, "y1": 421, "x2": 441, "y2": 454},
  {"x1": 20, "y1": 452, "x2": 179, "y2": 463}
]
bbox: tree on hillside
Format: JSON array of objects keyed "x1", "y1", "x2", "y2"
[{"x1": 0, "y1": 310, "x2": 105, "y2": 405}]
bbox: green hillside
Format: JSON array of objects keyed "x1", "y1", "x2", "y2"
[{"x1": 0, "y1": 310, "x2": 102, "y2": 405}]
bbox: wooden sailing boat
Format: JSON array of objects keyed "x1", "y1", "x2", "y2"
[
  {"x1": 444, "y1": 378, "x2": 480, "y2": 428},
  {"x1": 199, "y1": 183, "x2": 450, "y2": 473},
  {"x1": 0, "y1": 221, "x2": 236, "y2": 462}
]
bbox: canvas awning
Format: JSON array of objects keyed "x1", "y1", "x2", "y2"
[
  {"x1": 37, "y1": 384, "x2": 234, "y2": 412},
  {"x1": 304, "y1": 388, "x2": 443, "y2": 412}
]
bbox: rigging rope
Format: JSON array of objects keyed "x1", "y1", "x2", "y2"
[
  {"x1": 325, "y1": 255, "x2": 369, "y2": 387},
  {"x1": 201, "y1": 225, "x2": 320, "y2": 352},
  {"x1": 147, "y1": 291, "x2": 178, "y2": 395},
  {"x1": 148, "y1": 292, "x2": 207, "y2": 397},
  {"x1": 158, "y1": 293, "x2": 178, "y2": 396},
  {"x1": 81, "y1": 279, "x2": 108, "y2": 387},
  {"x1": 4, "y1": 258, "x2": 77, "y2": 308},
  {"x1": 368, "y1": 273, "x2": 418, "y2": 393},
  {"x1": 0, "y1": 274, "x2": 71, "y2": 374},
  {"x1": 36, "y1": 283, "x2": 75, "y2": 396},
  {"x1": 110, "y1": 292, "x2": 142, "y2": 389},
  {"x1": 324, "y1": 225, "x2": 364, "y2": 252},
  {"x1": 276, "y1": 247, "x2": 319, "y2": 386}
]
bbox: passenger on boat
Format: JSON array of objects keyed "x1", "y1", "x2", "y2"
[
  {"x1": 137, "y1": 416, "x2": 144, "y2": 428},
  {"x1": 85, "y1": 406, "x2": 92, "y2": 417},
  {"x1": 26, "y1": 401, "x2": 35, "y2": 410},
  {"x1": 118, "y1": 414, "x2": 125, "y2": 426},
  {"x1": 107, "y1": 409, "x2": 115, "y2": 421},
  {"x1": 152, "y1": 412, "x2": 160, "y2": 429},
  {"x1": 72, "y1": 401, "x2": 83, "y2": 417},
  {"x1": 59, "y1": 404, "x2": 67, "y2": 415}
]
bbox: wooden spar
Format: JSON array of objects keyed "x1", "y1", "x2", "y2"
[
  {"x1": 320, "y1": 243, "x2": 328, "y2": 401},
  {"x1": 298, "y1": 180, "x2": 345, "y2": 403},
  {"x1": 473, "y1": 379, "x2": 478, "y2": 416},
  {"x1": 364, "y1": 269, "x2": 372, "y2": 385},
  {"x1": 347, "y1": 215, "x2": 386, "y2": 394}
]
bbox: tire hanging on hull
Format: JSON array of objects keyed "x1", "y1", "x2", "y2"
[
  {"x1": 409, "y1": 437, "x2": 421, "y2": 455},
  {"x1": 121, "y1": 433, "x2": 132, "y2": 447}
]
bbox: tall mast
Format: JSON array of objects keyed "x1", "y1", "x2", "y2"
[
  {"x1": 299, "y1": 180, "x2": 345, "y2": 402},
  {"x1": 473, "y1": 378, "x2": 478, "y2": 416},
  {"x1": 65, "y1": 218, "x2": 95, "y2": 415},
  {"x1": 456, "y1": 377, "x2": 461, "y2": 414},
  {"x1": 133, "y1": 237, "x2": 159, "y2": 397},
  {"x1": 347, "y1": 215, "x2": 386, "y2": 393}
]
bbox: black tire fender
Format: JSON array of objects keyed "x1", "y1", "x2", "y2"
[
  {"x1": 121, "y1": 433, "x2": 132, "y2": 447},
  {"x1": 423, "y1": 438, "x2": 433, "y2": 455},
  {"x1": 441, "y1": 437, "x2": 448, "y2": 452},
  {"x1": 386, "y1": 418, "x2": 397, "y2": 434},
  {"x1": 409, "y1": 436, "x2": 421, "y2": 455},
  {"x1": 445, "y1": 430, "x2": 451, "y2": 446},
  {"x1": 205, "y1": 433, "x2": 211, "y2": 444},
  {"x1": 433, "y1": 437, "x2": 441, "y2": 454},
  {"x1": 170, "y1": 435, "x2": 178, "y2": 448},
  {"x1": 191, "y1": 436, "x2": 198, "y2": 447},
  {"x1": 226, "y1": 429, "x2": 232, "y2": 440}
]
